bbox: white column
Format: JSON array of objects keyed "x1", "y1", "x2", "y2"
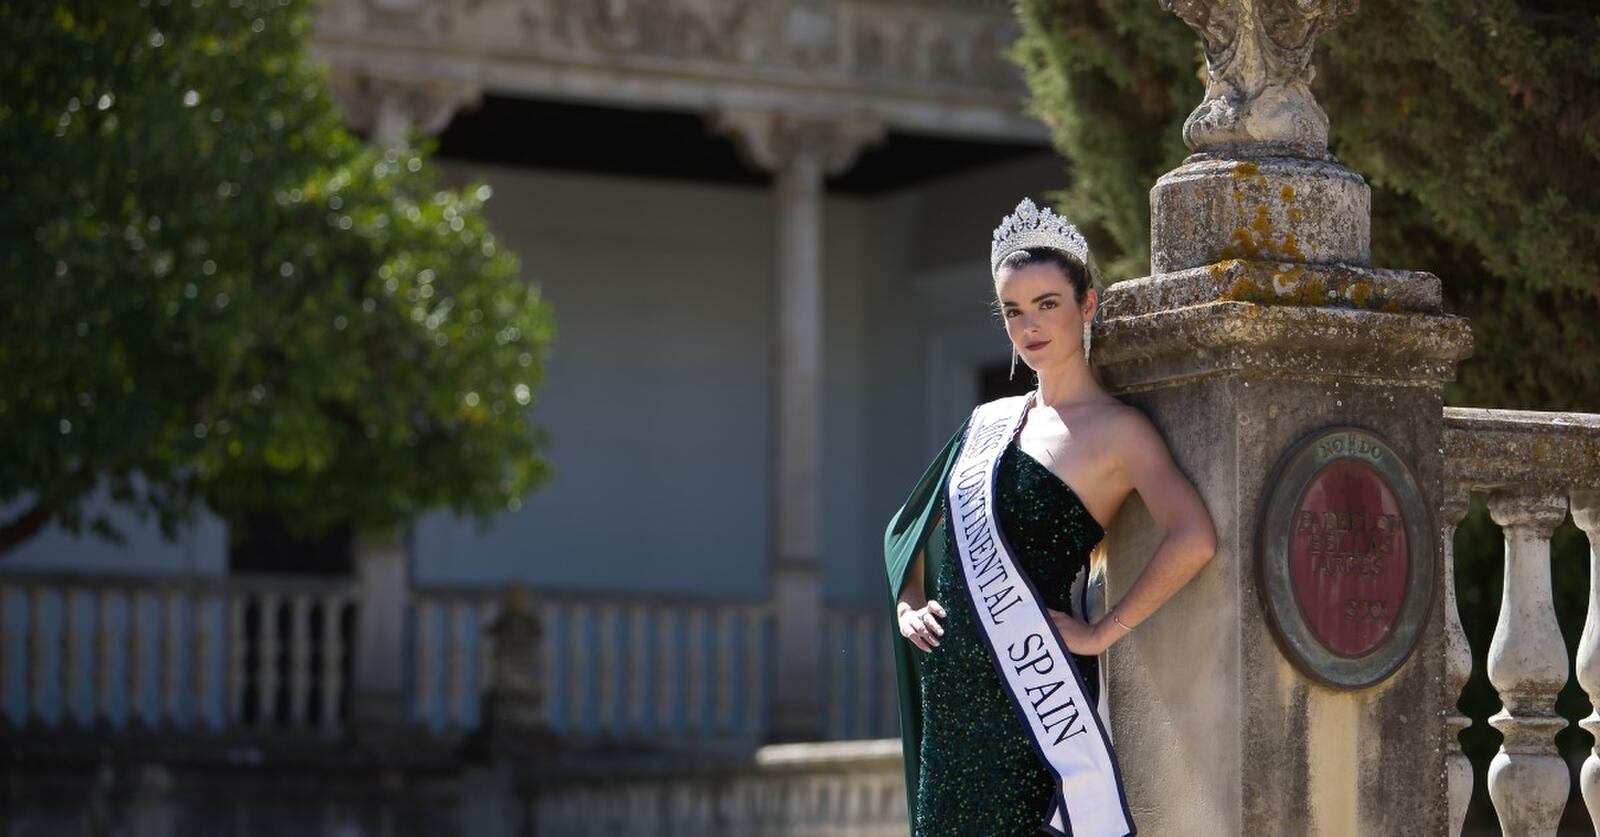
[
  {"x1": 716, "y1": 110, "x2": 882, "y2": 741},
  {"x1": 1572, "y1": 490, "x2": 1600, "y2": 828},
  {"x1": 1485, "y1": 489, "x2": 1570, "y2": 836}
]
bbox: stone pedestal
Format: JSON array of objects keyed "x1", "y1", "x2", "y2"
[
  {"x1": 1095, "y1": 4, "x2": 1472, "y2": 831},
  {"x1": 1096, "y1": 288, "x2": 1469, "y2": 834}
]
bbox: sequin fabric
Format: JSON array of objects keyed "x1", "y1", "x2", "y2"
[{"x1": 914, "y1": 440, "x2": 1105, "y2": 837}]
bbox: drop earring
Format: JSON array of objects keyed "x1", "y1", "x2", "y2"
[
  {"x1": 1009, "y1": 345, "x2": 1018, "y2": 380},
  {"x1": 1083, "y1": 321, "x2": 1092, "y2": 365}
]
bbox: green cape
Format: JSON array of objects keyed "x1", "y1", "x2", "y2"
[{"x1": 882, "y1": 417, "x2": 970, "y2": 821}]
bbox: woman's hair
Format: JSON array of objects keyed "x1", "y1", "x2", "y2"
[{"x1": 995, "y1": 247, "x2": 1092, "y2": 303}]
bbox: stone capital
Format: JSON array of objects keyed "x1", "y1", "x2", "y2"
[
  {"x1": 714, "y1": 109, "x2": 885, "y2": 180},
  {"x1": 328, "y1": 71, "x2": 482, "y2": 147},
  {"x1": 1161, "y1": 0, "x2": 1356, "y2": 158},
  {"x1": 1487, "y1": 490, "x2": 1569, "y2": 536}
]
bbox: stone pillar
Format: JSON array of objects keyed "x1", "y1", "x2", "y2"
[
  {"x1": 717, "y1": 110, "x2": 883, "y2": 741},
  {"x1": 1093, "y1": 1, "x2": 1473, "y2": 833},
  {"x1": 327, "y1": 72, "x2": 481, "y2": 148},
  {"x1": 350, "y1": 526, "x2": 410, "y2": 734}
]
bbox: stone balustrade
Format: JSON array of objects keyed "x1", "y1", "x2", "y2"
[
  {"x1": 0, "y1": 567, "x2": 897, "y2": 747},
  {"x1": 0, "y1": 571, "x2": 357, "y2": 733},
  {"x1": 1442, "y1": 407, "x2": 1600, "y2": 835}
]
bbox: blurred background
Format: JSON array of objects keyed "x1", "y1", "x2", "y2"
[{"x1": 1, "y1": 0, "x2": 1595, "y2": 834}]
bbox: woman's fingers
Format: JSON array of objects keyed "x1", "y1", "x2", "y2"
[
  {"x1": 899, "y1": 611, "x2": 940, "y2": 651},
  {"x1": 927, "y1": 600, "x2": 947, "y2": 619}
]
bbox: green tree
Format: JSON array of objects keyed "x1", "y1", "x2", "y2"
[
  {"x1": 0, "y1": 0, "x2": 553, "y2": 558},
  {"x1": 1012, "y1": 0, "x2": 1598, "y2": 412}
]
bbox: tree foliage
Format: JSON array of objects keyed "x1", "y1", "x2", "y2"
[
  {"x1": 1012, "y1": 0, "x2": 1599, "y2": 412},
  {"x1": 0, "y1": 0, "x2": 553, "y2": 557}
]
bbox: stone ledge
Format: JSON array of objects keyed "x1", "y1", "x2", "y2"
[
  {"x1": 1093, "y1": 301, "x2": 1473, "y2": 391},
  {"x1": 1444, "y1": 408, "x2": 1600, "y2": 493},
  {"x1": 1099, "y1": 261, "x2": 1442, "y2": 321}
]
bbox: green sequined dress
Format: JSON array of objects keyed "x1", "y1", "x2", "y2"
[{"x1": 914, "y1": 439, "x2": 1105, "y2": 837}]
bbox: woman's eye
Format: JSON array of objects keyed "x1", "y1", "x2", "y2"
[
  {"x1": 1040, "y1": 300, "x2": 1058, "y2": 310},
  {"x1": 1004, "y1": 309, "x2": 1020, "y2": 318}
]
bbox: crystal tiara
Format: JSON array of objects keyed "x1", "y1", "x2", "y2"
[{"x1": 989, "y1": 197, "x2": 1092, "y2": 279}]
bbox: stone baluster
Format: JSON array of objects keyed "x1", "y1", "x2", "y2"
[
  {"x1": 744, "y1": 608, "x2": 765, "y2": 738},
  {"x1": 319, "y1": 595, "x2": 345, "y2": 731},
  {"x1": 288, "y1": 594, "x2": 312, "y2": 728},
  {"x1": 255, "y1": 592, "x2": 281, "y2": 726},
  {"x1": 1485, "y1": 490, "x2": 1571, "y2": 835},
  {"x1": 1440, "y1": 483, "x2": 1473, "y2": 835},
  {"x1": 227, "y1": 594, "x2": 246, "y2": 725},
  {"x1": 565, "y1": 603, "x2": 585, "y2": 732},
  {"x1": 1573, "y1": 490, "x2": 1600, "y2": 827},
  {"x1": 163, "y1": 590, "x2": 184, "y2": 725},
  {"x1": 448, "y1": 600, "x2": 470, "y2": 729},
  {"x1": 63, "y1": 589, "x2": 83, "y2": 725},
  {"x1": 715, "y1": 609, "x2": 736, "y2": 734},
  {"x1": 686, "y1": 607, "x2": 706, "y2": 734},
  {"x1": 127, "y1": 591, "x2": 148, "y2": 727},
  {"x1": 193, "y1": 595, "x2": 217, "y2": 729},
  {"x1": 96, "y1": 589, "x2": 117, "y2": 724},
  {"x1": 28, "y1": 587, "x2": 50, "y2": 724},
  {"x1": 597, "y1": 602, "x2": 619, "y2": 733},
  {"x1": 413, "y1": 598, "x2": 438, "y2": 726},
  {"x1": 627, "y1": 604, "x2": 648, "y2": 734}
]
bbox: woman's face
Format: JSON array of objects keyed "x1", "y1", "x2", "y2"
[{"x1": 995, "y1": 262, "x2": 1096, "y2": 372}]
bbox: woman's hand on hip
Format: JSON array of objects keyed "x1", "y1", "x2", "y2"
[
  {"x1": 1046, "y1": 608, "x2": 1112, "y2": 657},
  {"x1": 898, "y1": 599, "x2": 947, "y2": 653}
]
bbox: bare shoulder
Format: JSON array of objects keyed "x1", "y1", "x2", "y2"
[{"x1": 1096, "y1": 402, "x2": 1173, "y2": 468}]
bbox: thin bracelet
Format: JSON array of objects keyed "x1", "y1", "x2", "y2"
[{"x1": 1111, "y1": 611, "x2": 1136, "y2": 632}]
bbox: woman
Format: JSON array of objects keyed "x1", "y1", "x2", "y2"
[{"x1": 884, "y1": 199, "x2": 1217, "y2": 837}]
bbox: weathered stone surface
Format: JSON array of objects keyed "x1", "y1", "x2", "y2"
[
  {"x1": 1161, "y1": 0, "x2": 1356, "y2": 157},
  {"x1": 1444, "y1": 408, "x2": 1600, "y2": 493},
  {"x1": 1093, "y1": 299, "x2": 1472, "y2": 391},
  {"x1": 313, "y1": 0, "x2": 1043, "y2": 144},
  {"x1": 1151, "y1": 155, "x2": 1371, "y2": 273},
  {"x1": 1099, "y1": 260, "x2": 1441, "y2": 321}
]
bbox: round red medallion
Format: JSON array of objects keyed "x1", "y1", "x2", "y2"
[{"x1": 1286, "y1": 459, "x2": 1409, "y2": 657}]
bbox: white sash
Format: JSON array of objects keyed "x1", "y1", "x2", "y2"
[{"x1": 946, "y1": 395, "x2": 1134, "y2": 837}]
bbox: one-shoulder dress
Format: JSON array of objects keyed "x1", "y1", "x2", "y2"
[{"x1": 912, "y1": 438, "x2": 1105, "y2": 836}]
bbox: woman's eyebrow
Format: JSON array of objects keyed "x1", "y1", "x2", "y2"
[{"x1": 1000, "y1": 292, "x2": 1063, "y2": 307}]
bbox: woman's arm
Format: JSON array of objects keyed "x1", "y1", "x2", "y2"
[
  {"x1": 1053, "y1": 408, "x2": 1217, "y2": 655},
  {"x1": 1098, "y1": 408, "x2": 1216, "y2": 641},
  {"x1": 897, "y1": 515, "x2": 947, "y2": 652}
]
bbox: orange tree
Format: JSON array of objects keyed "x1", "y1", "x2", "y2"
[{"x1": 0, "y1": 0, "x2": 553, "y2": 559}]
